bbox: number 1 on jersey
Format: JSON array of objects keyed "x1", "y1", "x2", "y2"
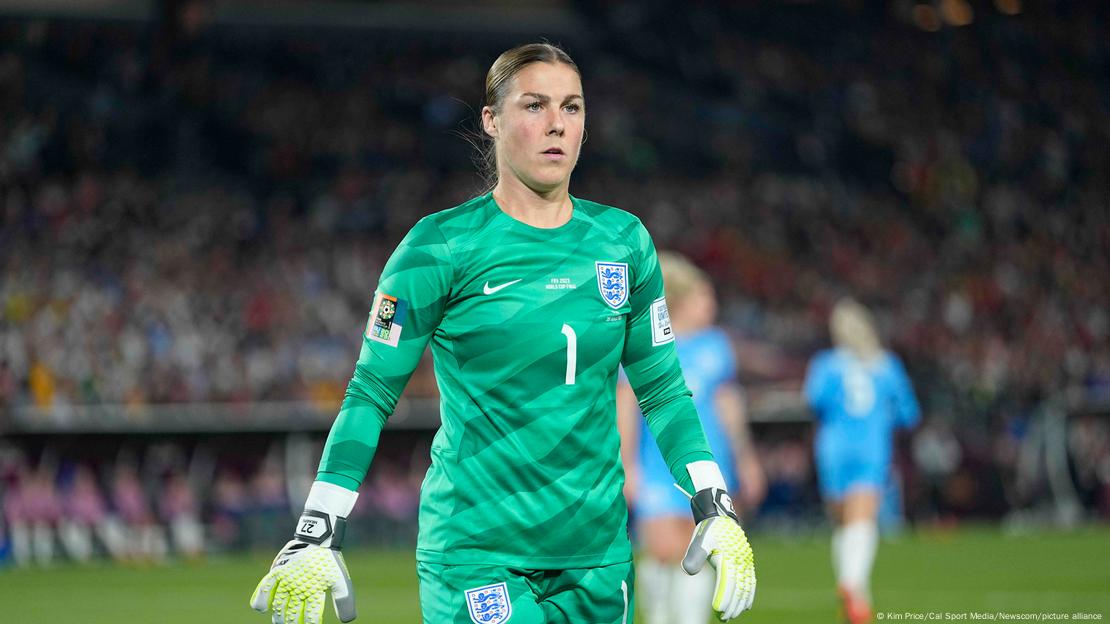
[{"x1": 561, "y1": 323, "x2": 577, "y2": 385}]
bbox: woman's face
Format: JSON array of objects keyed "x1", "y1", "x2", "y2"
[
  {"x1": 676, "y1": 281, "x2": 717, "y2": 331},
  {"x1": 483, "y1": 62, "x2": 585, "y2": 194}
]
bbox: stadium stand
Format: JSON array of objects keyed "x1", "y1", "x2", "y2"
[{"x1": 0, "y1": 1, "x2": 1107, "y2": 561}]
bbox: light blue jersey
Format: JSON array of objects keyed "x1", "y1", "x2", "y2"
[
  {"x1": 635, "y1": 327, "x2": 740, "y2": 520},
  {"x1": 804, "y1": 348, "x2": 920, "y2": 499}
]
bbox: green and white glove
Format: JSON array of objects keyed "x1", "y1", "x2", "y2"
[
  {"x1": 681, "y1": 462, "x2": 757, "y2": 621},
  {"x1": 250, "y1": 482, "x2": 359, "y2": 624}
]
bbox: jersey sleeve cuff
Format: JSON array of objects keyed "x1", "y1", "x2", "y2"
[
  {"x1": 316, "y1": 470, "x2": 363, "y2": 493},
  {"x1": 305, "y1": 480, "x2": 359, "y2": 517},
  {"x1": 665, "y1": 449, "x2": 713, "y2": 494}
]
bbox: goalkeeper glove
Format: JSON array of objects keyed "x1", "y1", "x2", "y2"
[
  {"x1": 681, "y1": 468, "x2": 756, "y2": 621},
  {"x1": 250, "y1": 482, "x2": 358, "y2": 624}
]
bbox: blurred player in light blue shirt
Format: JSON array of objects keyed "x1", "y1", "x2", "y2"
[
  {"x1": 804, "y1": 298, "x2": 920, "y2": 624},
  {"x1": 618, "y1": 252, "x2": 765, "y2": 624}
]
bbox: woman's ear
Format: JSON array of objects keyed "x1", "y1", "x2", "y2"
[{"x1": 481, "y1": 106, "x2": 498, "y2": 138}]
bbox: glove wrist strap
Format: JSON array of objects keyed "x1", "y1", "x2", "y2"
[
  {"x1": 690, "y1": 487, "x2": 740, "y2": 524},
  {"x1": 686, "y1": 461, "x2": 740, "y2": 524},
  {"x1": 294, "y1": 509, "x2": 348, "y2": 549},
  {"x1": 294, "y1": 481, "x2": 358, "y2": 549}
]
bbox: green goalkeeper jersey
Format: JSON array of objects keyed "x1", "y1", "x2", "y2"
[{"x1": 317, "y1": 193, "x2": 713, "y2": 568}]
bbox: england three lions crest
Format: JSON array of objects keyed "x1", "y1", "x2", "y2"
[
  {"x1": 465, "y1": 582, "x2": 512, "y2": 624},
  {"x1": 596, "y1": 261, "x2": 629, "y2": 309}
]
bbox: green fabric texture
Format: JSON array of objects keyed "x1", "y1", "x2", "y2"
[
  {"x1": 318, "y1": 193, "x2": 712, "y2": 567},
  {"x1": 416, "y1": 560, "x2": 634, "y2": 624}
]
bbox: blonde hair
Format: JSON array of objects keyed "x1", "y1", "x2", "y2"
[
  {"x1": 830, "y1": 297, "x2": 883, "y2": 362},
  {"x1": 658, "y1": 251, "x2": 709, "y2": 314},
  {"x1": 477, "y1": 43, "x2": 580, "y2": 192}
]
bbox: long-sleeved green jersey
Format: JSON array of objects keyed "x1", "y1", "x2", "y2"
[{"x1": 317, "y1": 193, "x2": 713, "y2": 568}]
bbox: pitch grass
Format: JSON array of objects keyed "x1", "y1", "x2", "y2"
[{"x1": 3, "y1": 527, "x2": 1109, "y2": 623}]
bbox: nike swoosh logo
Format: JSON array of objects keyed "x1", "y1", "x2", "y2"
[{"x1": 483, "y1": 279, "x2": 522, "y2": 295}]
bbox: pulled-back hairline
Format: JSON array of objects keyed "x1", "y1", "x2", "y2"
[
  {"x1": 474, "y1": 43, "x2": 580, "y2": 193},
  {"x1": 484, "y1": 43, "x2": 580, "y2": 113}
]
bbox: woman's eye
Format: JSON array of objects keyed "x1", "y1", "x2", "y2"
[
  {"x1": 526, "y1": 102, "x2": 542, "y2": 111},
  {"x1": 564, "y1": 104, "x2": 580, "y2": 113}
]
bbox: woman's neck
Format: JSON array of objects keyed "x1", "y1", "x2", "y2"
[{"x1": 492, "y1": 177, "x2": 573, "y2": 229}]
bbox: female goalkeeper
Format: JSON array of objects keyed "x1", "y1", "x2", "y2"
[{"x1": 251, "y1": 43, "x2": 756, "y2": 624}]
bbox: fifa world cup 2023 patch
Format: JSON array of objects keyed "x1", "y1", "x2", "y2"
[{"x1": 367, "y1": 292, "x2": 408, "y2": 347}]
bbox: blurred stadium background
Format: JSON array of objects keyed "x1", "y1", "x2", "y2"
[{"x1": 0, "y1": 0, "x2": 1108, "y2": 622}]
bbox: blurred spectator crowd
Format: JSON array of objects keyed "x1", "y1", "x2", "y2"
[
  {"x1": 0, "y1": 1, "x2": 1108, "y2": 528},
  {"x1": 0, "y1": 437, "x2": 425, "y2": 566}
]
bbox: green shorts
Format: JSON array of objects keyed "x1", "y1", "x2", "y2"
[{"x1": 417, "y1": 560, "x2": 635, "y2": 624}]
